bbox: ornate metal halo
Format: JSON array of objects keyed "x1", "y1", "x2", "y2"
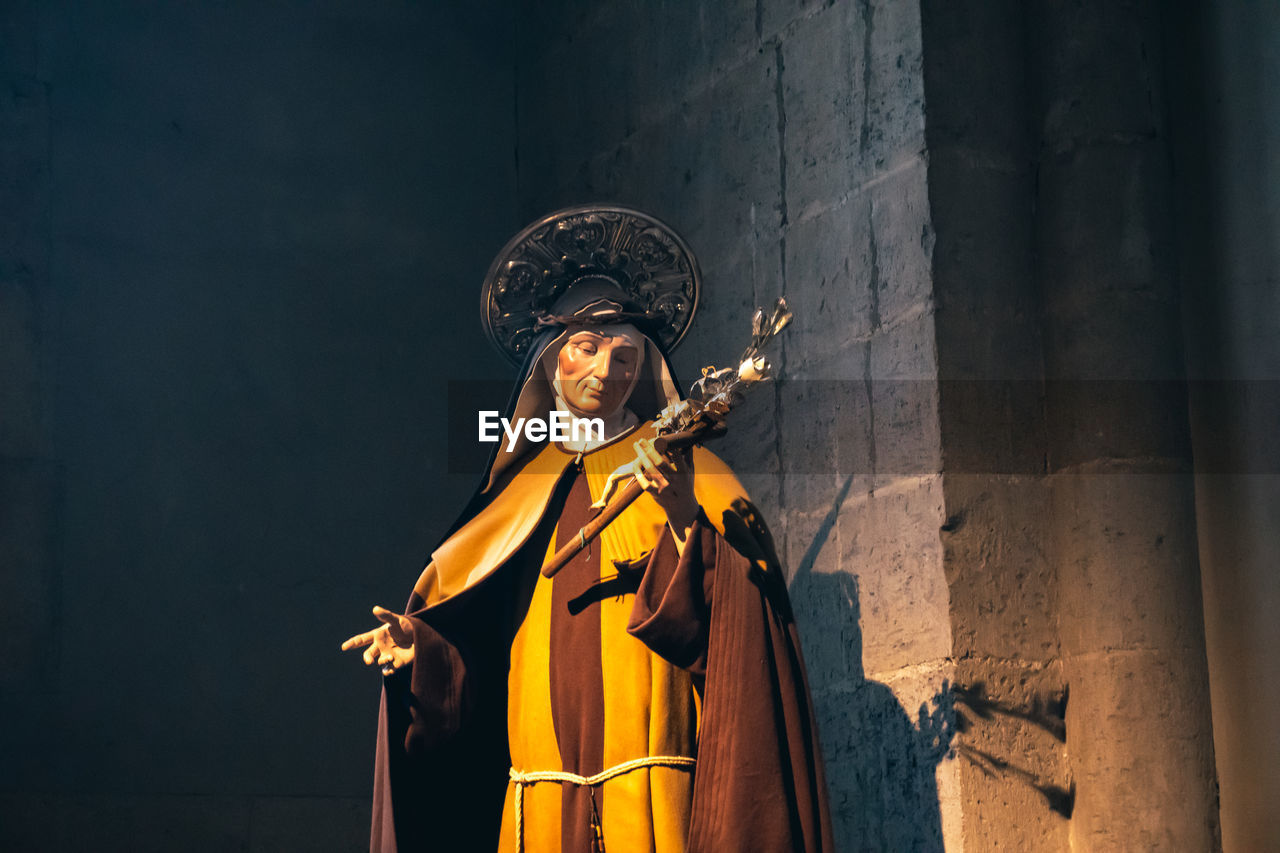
[{"x1": 480, "y1": 205, "x2": 702, "y2": 365}]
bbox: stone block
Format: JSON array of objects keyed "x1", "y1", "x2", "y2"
[
  {"x1": 784, "y1": 196, "x2": 876, "y2": 356},
  {"x1": 938, "y1": 377, "x2": 1046, "y2": 477},
  {"x1": 861, "y1": 0, "x2": 927, "y2": 175},
  {"x1": 810, "y1": 661, "x2": 955, "y2": 852},
  {"x1": 927, "y1": 150, "x2": 1039, "y2": 380},
  {"x1": 606, "y1": 55, "x2": 782, "y2": 270},
  {"x1": 718, "y1": 378, "x2": 781, "y2": 479},
  {"x1": 1042, "y1": 376, "x2": 1193, "y2": 471},
  {"x1": 1042, "y1": 287, "x2": 1185, "y2": 384},
  {"x1": 778, "y1": 371, "x2": 837, "y2": 486},
  {"x1": 1052, "y1": 470, "x2": 1207, "y2": 655},
  {"x1": 785, "y1": 493, "x2": 849, "y2": 579},
  {"x1": 777, "y1": 361, "x2": 875, "y2": 485},
  {"x1": 1037, "y1": 142, "x2": 1177, "y2": 346},
  {"x1": 869, "y1": 154, "x2": 933, "y2": 329},
  {"x1": 669, "y1": 233, "x2": 784, "y2": 386},
  {"x1": 760, "y1": 0, "x2": 828, "y2": 43},
  {"x1": 528, "y1": 51, "x2": 781, "y2": 284},
  {"x1": 788, "y1": 518, "x2": 861, "y2": 681},
  {"x1": 928, "y1": 152, "x2": 1046, "y2": 482},
  {"x1": 627, "y1": 0, "x2": 759, "y2": 121},
  {"x1": 941, "y1": 473, "x2": 1058, "y2": 660},
  {"x1": 782, "y1": 1, "x2": 864, "y2": 219},
  {"x1": 869, "y1": 307, "x2": 937, "y2": 379},
  {"x1": 779, "y1": 0, "x2": 926, "y2": 216},
  {"x1": 519, "y1": 0, "x2": 757, "y2": 142},
  {"x1": 1033, "y1": 0, "x2": 1164, "y2": 149},
  {"x1": 869, "y1": 310, "x2": 941, "y2": 480},
  {"x1": 1063, "y1": 648, "x2": 1218, "y2": 851},
  {"x1": 839, "y1": 474, "x2": 950, "y2": 673},
  {"x1": 828, "y1": 344, "x2": 878, "y2": 486},
  {"x1": 951, "y1": 657, "x2": 1070, "y2": 852},
  {"x1": 918, "y1": 0, "x2": 1030, "y2": 159}
]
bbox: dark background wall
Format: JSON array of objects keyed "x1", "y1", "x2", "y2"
[{"x1": 1, "y1": 2, "x2": 517, "y2": 849}]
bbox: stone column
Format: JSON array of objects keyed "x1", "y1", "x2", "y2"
[
  {"x1": 1033, "y1": 2, "x2": 1219, "y2": 849},
  {"x1": 921, "y1": 1, "x2": 1071, "y2": 849}
]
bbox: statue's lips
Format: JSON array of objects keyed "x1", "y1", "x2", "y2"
[{"x1": 573, "y1": 382, "x2": 625, "y2": 404}]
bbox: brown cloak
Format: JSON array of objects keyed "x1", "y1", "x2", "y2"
[{"x1": 368, "y1": 427, "x2": 833, "y2": 852}]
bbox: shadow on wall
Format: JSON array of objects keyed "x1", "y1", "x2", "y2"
[
  {"x1": 785, "y1": 476, "x2": 1075, "y2": 850},
  {"x1": 787, "y1": 474, "x2": 953, "y2": 852}
]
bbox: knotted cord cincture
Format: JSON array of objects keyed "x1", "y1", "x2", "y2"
[{"x1": 508, "y1": 755, "x2": 697, "y2": 852}]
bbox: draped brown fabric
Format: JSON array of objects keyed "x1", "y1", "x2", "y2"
[
  {"x1": 547, "y1": 468, "x2": 608, "y2": 851},
  {"x1": 629, "y1": 514, "x2": 834, "y2": 851}
]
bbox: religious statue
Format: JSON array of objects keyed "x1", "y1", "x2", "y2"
[{"x1": 342, "y1": 206, "x2": 834, "y2": 852}]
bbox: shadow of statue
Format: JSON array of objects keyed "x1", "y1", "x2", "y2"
[{"x1": 786, "y1": 474, "x2": 954, "y2": 852}]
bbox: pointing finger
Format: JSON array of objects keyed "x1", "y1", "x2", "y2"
[{"x1": 341, "y1": 630, "x2": 376, "y2": 651}]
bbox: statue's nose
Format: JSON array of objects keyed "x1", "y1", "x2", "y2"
[{"x1": 591, "y1": 350, "x2": 617, "y2": 379}]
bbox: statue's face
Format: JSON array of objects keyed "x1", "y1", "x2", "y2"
[{"x1": 554, "y1": 328, "x2": 641, "y2": 418}]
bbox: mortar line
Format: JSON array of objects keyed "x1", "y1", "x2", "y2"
[
  {"x1": 857, "y1": 0, "x2": 874, "y2": 156},
  {"x1": 789, "y1": 151, "x2": 927, "y2": 228},
  {"x1": 772, "y1": 39, "x2": 789, "y2": 524}
]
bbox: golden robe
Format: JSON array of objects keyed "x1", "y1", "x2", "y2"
[{"x1": 370, "y1": 423, "x2": 833, "y2": 853}]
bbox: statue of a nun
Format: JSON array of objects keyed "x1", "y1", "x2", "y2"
[{"x1": 343, "y1": 206, "x2": 834, "y2": 853}]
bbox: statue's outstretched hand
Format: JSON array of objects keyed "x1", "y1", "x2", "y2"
[{"x1": 341, "y1": 605, "x2": 416, "y2": 675}]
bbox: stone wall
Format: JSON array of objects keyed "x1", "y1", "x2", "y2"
[{"x1": 921, "y1": 1, "x2": 1220, "y2": 850}]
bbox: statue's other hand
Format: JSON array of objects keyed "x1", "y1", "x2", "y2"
[
  {"x1": 341, "y1": 605, "x2": 417, "y2": 675},
  {"x1": 633, "y1": 437, "x2": 698, "y2": 532}
]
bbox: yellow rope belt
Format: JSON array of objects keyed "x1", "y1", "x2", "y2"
[{"x1": 508, "y1": 755, "x2": 697, "y2": 853}]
